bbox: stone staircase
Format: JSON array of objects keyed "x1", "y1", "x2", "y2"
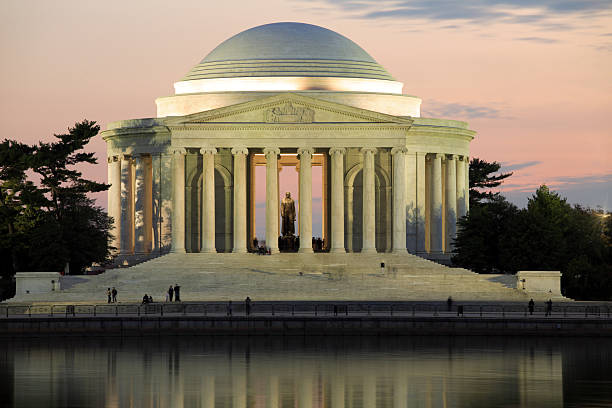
[{"x1": 11, "y1": 252, "x2": 547, "y2": 303}]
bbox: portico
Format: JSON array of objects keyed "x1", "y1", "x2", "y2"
[{"x1": 102, "y1": 22, "x2": 474, "y2": 262}]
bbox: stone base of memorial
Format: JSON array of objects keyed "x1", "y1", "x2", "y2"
[
  {"x1": 516, "y1": 271, "x2": 562, "y2": 297},
  {"x1": 15, "y1": 272, "x2": 62, "y2": 296}
]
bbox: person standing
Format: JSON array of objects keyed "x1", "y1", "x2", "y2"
[
  {"x1": 111, "y1": 287, "x2": 117, "y2": 303},
  {"x1": 106, "y1": 288, "x2": 111, "y2": 304},
  {"x1": 174, "y1": 284, "x2": 181, "y2": 302},
  {"x1": 245, "y1": 296, "x2": 252, "y2": 316},
  {"x1": 168, "y1": 285, "x2": 174, "y2": 302},
  {"x1": 227, "y1": 300, "x2": 233, "y2": 316},
  {"x1": 545, "y1": 299, "x2": 553, "y2": 317},
  {"x1": 528, "y1": 299, "x2": 535, "y2": 315}
]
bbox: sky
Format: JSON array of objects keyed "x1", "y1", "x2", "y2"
[{"x1": 1, "y1": 0, "x2": 611, "y2": 226}]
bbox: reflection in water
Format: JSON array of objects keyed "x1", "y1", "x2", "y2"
[{"x1": 2, "y1": 336, "x2": 612, "y2": 407}]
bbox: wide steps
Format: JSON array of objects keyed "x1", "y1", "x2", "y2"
[{"x1": 12, "y1": 252, "x2": 536, "y2": 303}]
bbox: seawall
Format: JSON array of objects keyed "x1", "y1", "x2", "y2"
[{"x1": 1, "y1": 315, "x2": 611, "y2": 337}]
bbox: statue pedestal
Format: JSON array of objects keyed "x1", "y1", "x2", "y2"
[{"x1": 279, "y1": 235, "x2": 298, "y2": 252}]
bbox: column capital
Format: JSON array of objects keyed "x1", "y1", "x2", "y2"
[
  {"x1": 297, "y1": 147, "x2": 315, "y2": 157},
  {"x1": 107, "y1": 156, "x2": 114, "y2": 164},
  {"x1": 231, "y1": 146, "x2": 249, "y2": 156},
  {"x1": 391, "y1": 146, "x2": 408, "y2": 156},
  {"x1": 445, "y1": 154, "x2": 457, "y2": 161},
  {"x1": 171, "y1": 147, "x2": 186, "y2": 155},
  {"x1": 120, "y1": 153, "x2": 132, "y2": 161},
  {"x1": 328, "y1": 147, "x2": 346, "y2": 157},
  {"x1": 457, "y1": 155, "x2": 466, "y2": 161},
  {"x1": 200, "y1": 146, "x2": 217, "y2": 155},
  {"x1": 263, "y1": 147, "x2": 280, "y2": 158},
  {"x1": 427, "y1": 153, "x2": 441, "y2": 160},
  {"x1": 360, "y1": 147, "x2": 378, "y2": 155},
  {"x1": 135, "y1": 153, "x2": 150, "y2": 160}
]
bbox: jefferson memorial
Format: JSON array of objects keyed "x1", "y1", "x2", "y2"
[{"x1": 102, "y1": 22, "x2": 473, "y2": 259}]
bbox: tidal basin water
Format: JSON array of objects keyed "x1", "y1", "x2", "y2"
[{"x1": 2, "y1": 336, "x2": 612, "y2": 407}]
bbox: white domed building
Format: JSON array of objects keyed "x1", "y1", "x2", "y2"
[{"x1": 103, "y1": 22, "x2": 473, "y2": 261}]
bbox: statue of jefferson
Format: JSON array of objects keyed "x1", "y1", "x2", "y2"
[{"x1": 280, "y1": 192, "x2": 296, "y2": 237}]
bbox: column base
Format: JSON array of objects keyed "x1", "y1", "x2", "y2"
[
  {"x1": 269, "y1": 247, "x2": 280, "y2": 254},
  {"x1": 200, "y1": 248, "x2": 217, "y2": 254},
  {"x1": 298, "y1": 248, "x2": 314, "y2": 254},
  {"x1": 392, "y1": 249, "x2": 408, "y2": 254},
  {"x1": 330, "y1": 248, "x2": 346, "y2": 254},
  {"x1": 361, "y1": 248, "x2": 377, "y2": 254},
  {"x1": 232, "y1": 248, "x2": 247, "y2": 254}
]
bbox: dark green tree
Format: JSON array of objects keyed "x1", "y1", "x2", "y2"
[
  {"x1": 454, "y1": 183, "x2": 612, "y2": 299},
  {"x1": 0, "y1": 120, "x2": 112, "y2": 291},
  {"x1": 469, "y1": 158, "x2": 513, "y2": 207},
  {"x1": 0, "y1": 140, "x2": 43, "y2": 275},
  {"x1": 452, "y1": 195, "x2": 518, "y2": 273}
]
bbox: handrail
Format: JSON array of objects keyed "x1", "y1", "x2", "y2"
[{"x1": 0, "y1": 302, "x2": 610, "y2": 319}]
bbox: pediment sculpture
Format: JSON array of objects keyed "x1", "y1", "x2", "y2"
[{"x1": 264, "y1": 102, "x2": 314, "y2": 123}]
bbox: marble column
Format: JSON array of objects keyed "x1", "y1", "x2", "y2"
[
  {"x1": 232, "y1": 147, "x2": 248, "y2": 253},
  {"x1": 134, "y1": 154, "x2": 147, "y2": 254},
  {"x1": 392, "y1": 147, "x2": 408, "y2": 253},
  {"x1": 144, "y1": 155, "x2": 152, "y2": 253},
  {"x1": 331, "y1": 375, "x2": 345, "y2": 408},
  {"x1": 120, "y1": 154, "x2": 133, "y2": 254},
  {"x1": 108, "y1": 156, "x2": 121, "y2": 252},
  {"x1": 224, "y1": 186, "x2": 232, "y2": 252},
  {"x1": 201, "y1": 376, "x2": 215, "y2": 408},
  {"x1": 267, "y1": 375, "x2": 279, "y2": 408},
  {"x1": 416, "y1": 152, "x2": 427, "y2": 253},
  {"x1": 429, "y1": 153, "x2": 443, "y2": 253},
  {"x1": 171, "y1": 148, "x2": 186, "y2": 253},
  {"x1": 361, "y1": 147, "x2": 377, "y2": 253},
  {"x1": 363, "y1": 375, "x2": 376, "y2": 407},
  {"x1": 329, "y1": 147, "x2": 345, "y2": 253},
  {"x1": 445, "y1": 154, "x2": 457, "y2": 253},
  {"x1": 201, "y1": 147, "x2": 217, "y2": 253},
  {"x1": 151, "y1": 154, "x2": 161, "y2": 253},
  {"x1": 232, "y1": 147, "x2": 249, "y2": 254},
  {"x1": 465, "y1": 156, "x2": 470, "y2": 214},
  {"x1": 298, "y1": 147, "x2": 314, "y2": 253},
  {"x1": 345, "y1": 186, "x2": 354, "y2": 252},
  {"x1": 456, "y1": 156, "x2": 467, "y2": 220},
  {"x1": 264, "y1": 147, "x2": 280, "y2": 253}
]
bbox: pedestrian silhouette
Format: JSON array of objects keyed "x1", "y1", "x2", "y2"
[
  {"x1": 545, "y1": 299, "x2": 552, "y2": 316},
  {"x1": 245, "y1": 296, "x2": 252, "y2": 316},
  {"x1": 528, "y1": 299, "x2": 535, "y2": 315}
]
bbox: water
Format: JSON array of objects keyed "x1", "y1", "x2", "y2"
[{"x1": 1, "y1": 336, "x2": 611, "y2": 407}]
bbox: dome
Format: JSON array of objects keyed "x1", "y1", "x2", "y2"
[{"x1": 175, "y1": 22, "x2": 403, "y2": 94}]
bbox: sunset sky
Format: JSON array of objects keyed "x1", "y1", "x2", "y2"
[{"x1": 2, "y1": 0, "x2": 611, "y2": 225}]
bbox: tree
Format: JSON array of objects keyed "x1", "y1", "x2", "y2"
[
  {"x1": 0, "y1": 120, "x2": 112, "y2": 295},
  {"x1": 452, "y1": 195, "x2": 518, "y2": 273},
  {"x1": 0, "y1": 140, "x2": 43, "y2": 274},
  {"x1": 469, "y1": 158, "x2": 513, "y2": 207},
  {"x1": 453, "y1": 183, "x2": 612, "y2": 300}
]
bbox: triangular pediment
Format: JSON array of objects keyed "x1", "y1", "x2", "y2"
[{"x1": 164, "y1": 93, "x2": 413, "y2": 126}]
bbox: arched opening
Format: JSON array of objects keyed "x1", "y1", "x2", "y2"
[
  {"x1": 346, "y1": 164, "x2": 391, "y2": 253},
  {"x1": 185, "y1": 158, "x2": 233, "y2": 253}
]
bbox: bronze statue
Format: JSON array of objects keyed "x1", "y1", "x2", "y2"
[{"x1": 280, "y1": 192, "x2": 296, "y2": 236}]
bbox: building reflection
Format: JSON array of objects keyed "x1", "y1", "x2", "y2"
[{"x1": 4, "y1": 336, "x2": 611, "y2": 407}]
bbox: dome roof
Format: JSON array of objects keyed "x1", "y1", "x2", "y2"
[{"x1": 180, "y1": 22, "x2": 395, "y2": 82}]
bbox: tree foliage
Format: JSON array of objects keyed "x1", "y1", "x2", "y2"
[
  {"x1": 453, "y1": 183, "x2": 612, "y2": 300},
  {"x1": 0, "y1": 120, "x2": 112, "y2": 299},
  {"x1": 469, "y1": 158, "x2": 513, "y2": 207}
]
